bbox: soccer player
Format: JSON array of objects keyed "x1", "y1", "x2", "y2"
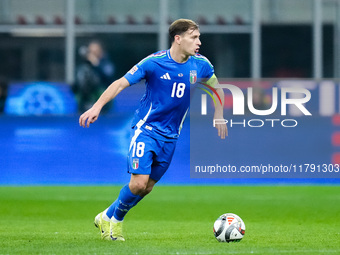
[{"x1": 79, "y1": 19, "x2": 227, "y2": 241}]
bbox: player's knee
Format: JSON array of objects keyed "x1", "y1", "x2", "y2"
[
  {"x1": 130, "y1": 181, "x2": 148, "y2": 195},
  {"x1": 143, "y1": 185, "x2": 154, "y2": 195}
]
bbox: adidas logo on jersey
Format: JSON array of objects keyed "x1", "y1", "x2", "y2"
[{"x1": 160, "y1": 73, "x2": 171, "y2": 80}]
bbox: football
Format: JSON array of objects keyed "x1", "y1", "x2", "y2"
[{"x1": 213, "y1": 213, "x2": 246, "y2": 242}]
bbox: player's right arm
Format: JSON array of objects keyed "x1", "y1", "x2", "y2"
[
  {"x1": 79, "y1": 77, "x2": 130, "y2": 128},
  {"x1": 79, "y1": 55, "x2": 150, "y2": 127}
]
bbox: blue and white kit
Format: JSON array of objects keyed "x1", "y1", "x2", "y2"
[{"x1": 124, "y1": 49, "x2": 214, "y2": 181}]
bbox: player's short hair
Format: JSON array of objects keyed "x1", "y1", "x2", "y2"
[{"x1": 169, "y1": 19, "x2": 199, "y2": 43}]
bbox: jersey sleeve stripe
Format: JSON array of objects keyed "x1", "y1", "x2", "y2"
[
  {"x1": 192, "y1": 55, "x2": 214, "y2": 68},
  {"x1": 138, "y1": 51, "x2": 167, "y2": 66}
]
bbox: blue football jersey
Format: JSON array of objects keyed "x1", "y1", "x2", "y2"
[{"x1": 124, "y1": 49, "x2": 214, "y2": 141}]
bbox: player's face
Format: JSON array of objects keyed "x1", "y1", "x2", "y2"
[{"x1": 179, "y1": 29, "x2": 201, "y2": 56}]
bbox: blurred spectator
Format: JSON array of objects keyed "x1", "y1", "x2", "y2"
[
  {"x1": 73, "y1": 40, "x2": 115, "y2": 112},
  {"x1": 0, "y1": 77, "x2": 8, "y2": 113}
]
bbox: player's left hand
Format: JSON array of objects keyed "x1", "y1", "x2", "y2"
[{"x1": 215, "y1": 121, "x2": 228, "y2": 139}]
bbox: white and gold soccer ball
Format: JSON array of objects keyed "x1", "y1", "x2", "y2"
[{"x1": 213, "y1": 213, "x2": 246, "y2": 242}]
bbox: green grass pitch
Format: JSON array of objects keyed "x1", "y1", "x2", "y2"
[{"x1": 0, "y1": 185, "x2": 340, "y2": 254}]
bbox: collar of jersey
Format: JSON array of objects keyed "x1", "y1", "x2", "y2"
[{"x1": 167, "y1": 49, "x2": 191, "y2": 65}]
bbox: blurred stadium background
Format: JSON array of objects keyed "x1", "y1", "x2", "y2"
[{"x1": 0, "y1": 0, "x2": 340, "y2": 185}]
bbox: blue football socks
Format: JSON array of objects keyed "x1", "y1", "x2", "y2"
[
  {"x1": 105, "y1": 199, "x2": 118, "y2": 219},
  {"x1": 105, "y1": 184, "x2": 143, "y2": 221}
]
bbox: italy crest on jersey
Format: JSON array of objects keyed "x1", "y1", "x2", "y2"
[
  {"x1": 132, "y1": 158, "x2": 139, "y2": 169},
  {"x1": 190, "y1": 70, "x2": 197, "y2": 84}
]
